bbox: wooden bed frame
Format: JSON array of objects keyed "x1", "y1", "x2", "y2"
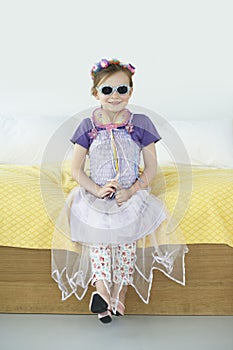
[{"x1": 0, "y1": 244, "x2": 232, "y2": 315}]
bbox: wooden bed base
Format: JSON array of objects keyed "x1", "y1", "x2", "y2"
[{"x1": 0, "y1": 244, "x2": 232, "y2": 315}]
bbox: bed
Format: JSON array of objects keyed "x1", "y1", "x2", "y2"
[{"x1": 0, "y1": 114, "x2": 232, "y2": 315}]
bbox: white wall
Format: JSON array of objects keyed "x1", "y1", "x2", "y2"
[{"x1": 0, "y1": 0, "x2": 232, "y2": 120}]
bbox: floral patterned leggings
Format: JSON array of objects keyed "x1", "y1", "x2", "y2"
[{"x1": 90, "y1": 242, "x2": 137, "y2": 286}]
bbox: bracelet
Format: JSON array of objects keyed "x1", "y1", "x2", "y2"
[{"x1": 137, "y1": 177, "x2": 144, "y2": 184}]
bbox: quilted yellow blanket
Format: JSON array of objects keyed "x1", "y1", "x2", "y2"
[{"x1": 0, "y1": 163, "x2": 232, "y2": 249}]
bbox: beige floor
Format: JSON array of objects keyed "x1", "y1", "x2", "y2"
[{"x1": 1, "y1": 315, "x2": 233, "y2": 350}]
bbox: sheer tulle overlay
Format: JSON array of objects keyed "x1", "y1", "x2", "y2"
[
  {"x1": 51, "y1": 111, "x2": 188, "y2": 304},
  {"x1": 52, "y1": 188, "x2": 188, "y2": 303}
]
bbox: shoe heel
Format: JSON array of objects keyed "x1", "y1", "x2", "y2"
[{"x1": 98, "y1": 310, "x2": 112, "y2": 324}]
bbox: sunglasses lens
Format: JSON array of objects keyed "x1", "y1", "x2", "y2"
[
  {"x1": 117, "y1": 85, "x2": 129, "y2": 94},
  {"x1": 101, "y1": 86, "x2": 113, "y2": 95}
]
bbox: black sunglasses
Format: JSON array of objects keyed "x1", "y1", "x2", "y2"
[{"x1": 96, "y1": 84, "x2": 131, "y2": 95}]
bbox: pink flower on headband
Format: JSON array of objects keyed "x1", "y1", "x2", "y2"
[
  {"x1": 127, "y1": 63, "x2": 136, "y2": 74},
  {"x1": 121, "y1": 63, "x2": 135, "y2": 74}
]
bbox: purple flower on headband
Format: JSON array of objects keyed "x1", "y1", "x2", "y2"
[{"x1": 100, "y1": 59, "x2": 109, "y2": 68}]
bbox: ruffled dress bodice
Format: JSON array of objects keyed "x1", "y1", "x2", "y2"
[{"x1": 89, "y1": 124, "x2": 140, "y2": 188}]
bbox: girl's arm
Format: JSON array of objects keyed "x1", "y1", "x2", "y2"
[
  {"x1": 71, "y1": 143, "x2": 117, "y2": 198},
  {"x1": 130, "y1": 142, "x2": 157, "y2": 195},
  {"x1": 115, "y1": 142, "x2": 157, "y2": 206}
]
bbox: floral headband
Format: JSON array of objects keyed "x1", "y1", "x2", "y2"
[{"x1": 91, "y1": 58, "x2": 135, "y2": 79}]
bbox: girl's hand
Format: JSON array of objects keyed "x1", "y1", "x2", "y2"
[
  {"x1": 115, "y1": 188, "x2": 132, "y2": 207},
  {"x1": 97, "y1": 180, "x2": 118, "y2": 199}
]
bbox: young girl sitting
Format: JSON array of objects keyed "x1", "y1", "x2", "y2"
[{"x1": 52, "y1": 58, "x2": 188, "y2": 324}]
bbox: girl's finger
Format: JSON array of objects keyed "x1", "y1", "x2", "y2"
[
  {"x1": 110, "y1": 183, "x2": 118, "y2": 189},
  {"x1": 105, "y1": 184, "x2": 116, "y2": 191},
  {"x1": 105, "y1": 183, "x2": 117, "y2": 190}
]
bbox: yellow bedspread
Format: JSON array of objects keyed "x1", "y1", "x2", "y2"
[{"x1": 0, "y1": 163, "x2": 232, "y2": 249}]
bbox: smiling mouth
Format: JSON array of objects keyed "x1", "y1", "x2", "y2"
[{"x1": 109, "y1": 101, "x2": 122, "y2": 105}]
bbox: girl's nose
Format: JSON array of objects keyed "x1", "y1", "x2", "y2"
[{"x1": 111, "y1": 90, "x2": 119, "y2": 97}]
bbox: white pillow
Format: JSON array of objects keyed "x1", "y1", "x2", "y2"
[
  {"x1": 1, "y1": 116, "x2": 233, "y2": 168},
  {"x1": 156, "y1": 119, "x2": 233, "y2": 168},
  {"x1": 0, "y1": 116, "x2": 71, "y2": 165}
]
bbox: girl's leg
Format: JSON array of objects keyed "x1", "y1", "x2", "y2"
[
  {"x1": 112, "y1": 242, "x2": 137, "y2": 312},
  {"x1": 117, "y1": 285, "x2": 128, "y2": 306},
  {"x1": 89, "y1": 244, "x2": 112, "y2": 305}
]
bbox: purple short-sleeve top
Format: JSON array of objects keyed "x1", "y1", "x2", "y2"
[{"x1": 70, "y1": 113, "x2": 161, "y2": 149}]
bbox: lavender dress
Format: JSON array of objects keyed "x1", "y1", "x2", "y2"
[
  {"x1": 69, "y1": 112, "x2": 167, "y2": 244},
  {"x1": 51, "y1": 110, "x2": 188, "y2": 303}
]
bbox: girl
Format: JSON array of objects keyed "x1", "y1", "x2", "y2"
[{"x1": 52, "y1": 58, "x2": 188, "y2": 324}]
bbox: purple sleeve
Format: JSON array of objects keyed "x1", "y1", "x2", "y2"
[
  {"x1": 70, "y1": 118, "x2": 92, "y2": 149},
  {"x1": 131, "y1": 114, "x2": 161, "y2": 147}
]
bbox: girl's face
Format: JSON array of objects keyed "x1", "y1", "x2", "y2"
[{"x1": 95, "y1": 71, "x2": 133, "y2": 115}]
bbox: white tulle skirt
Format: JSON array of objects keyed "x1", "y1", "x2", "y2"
[
  {"x1": 70, "y1": 187, "x2": 167, "y2": 244},
  {"x1": 51, "y1": 186, "x2": 188, "y2": 304}
]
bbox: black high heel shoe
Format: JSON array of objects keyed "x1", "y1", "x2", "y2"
[{"x1": 89, "y1": 292, "x2": 112, "y2": 324}]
